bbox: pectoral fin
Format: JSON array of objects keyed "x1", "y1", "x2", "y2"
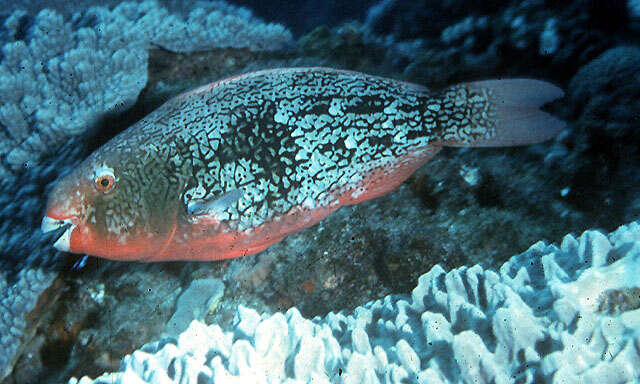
[{"x1": 187, "y1": 189, "x2": 244, "y2": 218}]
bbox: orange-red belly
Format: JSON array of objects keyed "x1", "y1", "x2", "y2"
[
  {"x1": 67, "y1": 145, "x2": 441, "y2": 262},
  {"x1": 147, "y1": 145, "x2": 442, "y2": 262}
]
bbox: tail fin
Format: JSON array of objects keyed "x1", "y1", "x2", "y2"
[{"x1": 442, "y1": 79, "x2": 565, "y2": 147}]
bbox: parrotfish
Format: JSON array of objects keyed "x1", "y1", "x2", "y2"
[{"x1": 41, "y1": 68, "x2": 564, "y2": 262}]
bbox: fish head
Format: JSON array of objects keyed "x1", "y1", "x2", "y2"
[{"x1": 42, "y1": 144, "x2": 186, "y2": 261}]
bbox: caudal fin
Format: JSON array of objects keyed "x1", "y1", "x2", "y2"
[{"x1": 443, "y1": 79, "x2": 566, "y2": 147}]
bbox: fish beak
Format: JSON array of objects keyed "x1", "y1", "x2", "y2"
[{"x1": 41, "y1": 216, "x2": 76, "y2": 252}]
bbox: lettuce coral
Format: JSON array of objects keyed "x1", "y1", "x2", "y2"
[
  {"x1": 0, "y1": 0, "x2": 291, "y2": 175},
  {"x1": 0, "y1": 267, "x2": 56, "y2": 380}
]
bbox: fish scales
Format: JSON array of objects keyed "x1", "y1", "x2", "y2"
[
  {"x1": 42, "y1": 68, "x2": 565, "y2": 261},
  {"x1": 156, "y1": 69, "x2": 466, "y2": 231}
]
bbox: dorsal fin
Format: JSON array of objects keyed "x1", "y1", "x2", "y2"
[{"x1": 173, "y1": 67, "x2": 429, "y2": 101}]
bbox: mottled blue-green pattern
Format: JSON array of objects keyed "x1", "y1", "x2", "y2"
[{"x1": 93, "y1": 68, "x2": 495, "y2": 235}]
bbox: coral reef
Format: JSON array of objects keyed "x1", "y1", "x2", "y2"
[
  {"x1": 0, "y1": 268, "x2": 57, "y2": 380},
  {"x1": 556, "y1": 45, "x2": 640, "y2": 227},
  {"x1": 0, "y1": 139, "x2": 87, "y2": 382},
  {"x1": 69, "y1": 222, "x2": 640, "y2": 383},
  {"x1": 0, "y1": 0, "x2": 638, "y2": 382},
  {"x1": 0, "y1": 6, "x2": 144, "y2": 174},
  {"x1": 365, "y1": 0, "x2": 504, "y2": 40},
  {"x1": 372, "y1": 0, "x2": 636, "y2": 88},
  {"x1": 0, "y1": 0, "x2": 291, "y2": 174},
  {"x1": 632, "y1": 0, "x2": 640, "y2": 30},
  {"x1": 226, "y1": 0, "x2": 379, "y2": 36},
  {"x1": 568, "y1": 46, "x2": 640, "y2": 141}
]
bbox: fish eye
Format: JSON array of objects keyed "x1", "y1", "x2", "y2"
[{"x1": 95, "y1": 173, "x2": 116, "y2": 194}]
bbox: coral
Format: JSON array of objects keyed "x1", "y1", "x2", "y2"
[
  {"x1": 69, "y1": 222, "x2": 640, "y2": 383},
  {"x1": 90, "y1": 1, "x2": 292, "y2": 53},
  {"x1": 597, "y1": 287, "x2": 640, "y2": 315},
  {"x1": 0, "y1": 7, "x2": 147, "y2": 174},
  {"x1": 0, "y1": 138, "x2": 86, "y2": 382},
  {"x1": 233, "y1": 0, "x2": 378, "y2": 35},
  {"x1": 364, "y1": 0, "x2": 504, "y2": 40},
  {"x1": 0, "y1": 0, "x2": 291, "y2": 175},
  {"x1": 296, "y1": 23, "x2": 421, "y2": 74},
  {"x1": 0, "y1": 267, "x2": 57, "y2": 380},
  {"x1": 568, "y1": 46, "x2": 640, "y2": 140},
  {"x1": 439, "y1": 15, "x2": 489, "y2": 46},
  {"x1": 631, "y1": 0, "x2": 640, "y2": 17},
  {"x1": 632, "y1": 7, "x2": 640, "y2": 34},
  {"x1": 561, "y1": 46, "x2": 640, "y2": 225},
  {"x1": 632, "y1": 0, "x2": 640, "y2": 31},
  {"x1": 539, "y1": 18, "x2": 560, "y2": 56},
  {"x1": 385, "y1": 0, "x2": 640, "y2": 90}
]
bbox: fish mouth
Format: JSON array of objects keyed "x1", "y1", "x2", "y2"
[{"x1": 41, "y1": 216, "x2": 76, "y2": 252}]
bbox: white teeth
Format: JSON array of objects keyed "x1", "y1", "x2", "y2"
[
  {"x1": 53, "y1": 226, "x2": 72, "y2": 252},
  {"x1": 42, "y1": 216, "x2": 66, "y2": 233},
  {"x1": 42, "y1": 216, "x2": 75, "y2": 253}
]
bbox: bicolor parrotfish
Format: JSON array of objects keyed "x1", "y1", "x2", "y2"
[{"x1": 41, "y1": 68, "x2": 565, "y2": 262}]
